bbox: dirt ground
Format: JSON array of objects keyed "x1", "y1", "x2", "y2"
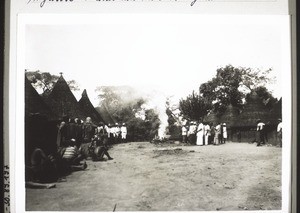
[{"x1": 26, "y1": 142, "x2": 281, "y2": 211}]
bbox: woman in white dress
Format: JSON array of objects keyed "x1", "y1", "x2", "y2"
[
  {"x1": 196, "y1": 122, "x2": 204, "y2": 146},
  {"x1": 204, "y1": 123, "x2": 211, "y2": 145}
]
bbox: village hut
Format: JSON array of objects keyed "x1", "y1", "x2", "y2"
[
  {"x1": 44, "y1": 73, "x2": 86, "y2": 121},
  {"x1": 233, "y1": 91, "x2": 280, "y2": 144},
  {"x1": 218, "y1": 104, "x2": 240, "y2": 142},
  {"x1": 203, "y1": 110, "x2": 220, "y2": 125},
  {"x1": 25, "y1": 76, "x2": 59, "y2": 165},
  {"x1": 78, "y1": 89, "x2": 105, "y2": 124},
  {"x1": 203, "y1": 104, "x2": 240, "y2": 142},
  {"x1": 25, "y1": 76, "x2": 57, "y2": 120},
  {"x1": 95, "y1": 104, "x2": 116, "y2": 125}
]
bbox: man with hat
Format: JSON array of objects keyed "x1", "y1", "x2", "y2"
[
  {"x1": 222, "y1": 123, "x2": 227, "y2": 144},
  {"x1": 188, "y1": 121, "x2": 197, "y2": 145},
  {"x1": 256, "y1": 119, "x2": 265, "y2": 146}
]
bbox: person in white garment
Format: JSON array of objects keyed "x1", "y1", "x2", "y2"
[
  {"x1": 182, "y1": 125, "x2": 188, "y2": 143},
  {"x1": 121, "y1": 123, "x2": 127, "y2": 143},
  {"x1": 277, "y1": 119, "x2": 282, "y2": 147},
  {"x1": 196, "y1": 121, "x2": 204, "y2": 146},
  {"x1": 204, "y1": 123, "x2": 211, "y2": 145},
  {"x1": 214, "y1": 123, "x2": 221, "y2": 145},
  {"x1": 222, "y1": 123, "x2": 227, "y2": 143}
]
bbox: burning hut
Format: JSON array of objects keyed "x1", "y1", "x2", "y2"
[{"x1": 78, "y1": 89, "x2": 105, "y2": 124}]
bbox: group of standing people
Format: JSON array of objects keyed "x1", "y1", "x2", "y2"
[
  {"x1": 56, "y1": 116, "x2": 128, "y2": 148},
  {"x1": 106, "y1": 123, "x2": 128, "y2": 144},
  {"x1": 182, "y1": 121, "x2": 227, "y2": 146}
]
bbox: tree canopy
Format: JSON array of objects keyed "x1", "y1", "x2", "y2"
[
  {"x1": 246, "y1": 86, "x2": 277, "y2": 109},
  {"x1": 199, "y1": 65, "x2": 274, "y2": 114},
  {"x1": 179, "y1": 91, "x2": 212, "y2": 121},
  {"x1": 179, "y1": 65, "x2": 276, "y2": 121},
  {"x1": 25, "y1": 70, "x2": 80, "y2": 94}
]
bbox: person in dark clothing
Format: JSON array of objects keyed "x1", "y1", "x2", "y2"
[
  {"x1": 26, "y1": 147, "x2": 58, "y2": 183},
  {"x1": 256, "y1": 120, "x2": 265, "y2": 146},
  {"x1": 209, "y1": 123, "x2": 215, "y2": 144},
  {"x1": 89, "y1": 137, "x2": 113, "y2": 161},
  {"x1": 75, "y1": 118, "x2": 83, "y2": 148},
  {"x1": 82, "y1": 117, "x2": 97, "y2": 143},
  {"x1": 67, "y1": 118, "x2": 77, "y2": 141},
  {"x1": 56, "y1": 115, "x2": 70, "y2": 148},
  {"x1": 263, "y1": 121, "x2": 270, "y2": 144},
  {"x1": 96, "y1": 122, "x2": 109, "y2": 147},
  {"x1": 220, "y1": 123, "x2": 224, "y2": 144}
]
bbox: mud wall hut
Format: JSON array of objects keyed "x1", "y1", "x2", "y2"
[{"x1": 25, "y1": 76, "x2": 59, "y2": 165}]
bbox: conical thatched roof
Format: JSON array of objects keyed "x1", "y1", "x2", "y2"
[
  {"x1": 219, "y1": 104, "x2": 240, "y2": 127},
  {"x1": 44, "y1": 74, "x2": 86, "y2": 120},
  {"x1": 25, "y1": 76, "x2": 58, "y2": 120},
  {"x1": 78, "y1": 89, "x2": 105, "y2": 124},
  {"x1": 203, "y1": 110, "x2": 220, "y2": 125},
  {"x1": 204, "y1": 93, "x2": 281, "y2": 128},
  {"x1": 95, "y1": 104, "x2": 116, "y2": 125},
  {"x1": 203, "y1": 104, "x2": 240, "y2": 127},
  {"x1": 237, "y1": 92, "x2": 271, "y2": 127}
]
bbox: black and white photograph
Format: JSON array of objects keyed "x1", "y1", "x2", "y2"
[{"x1": 17, "y1": 14, "x2": 291, "y2": 212}]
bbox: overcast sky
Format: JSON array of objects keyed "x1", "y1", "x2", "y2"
[{"x1": 25, "y1": 15, "x2": 287, "y2": 107}]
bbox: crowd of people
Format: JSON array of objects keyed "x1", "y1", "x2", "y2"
[
  {"x1": 56, "y1": 116, "x2": 128, "y2": 148},
  {"x1": 181, "y1": 119, "x2": 282, "y2": 147},
  {"x1": 26, "y1": 115, "x2": 128, "y2": 185},
  {"x1": 181, "y1": 121, "x2": 227, "y2": 146}
]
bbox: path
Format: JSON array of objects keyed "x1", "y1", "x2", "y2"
[{"x1": 26, "y1": 142, "x2": 282, "y2": 211}]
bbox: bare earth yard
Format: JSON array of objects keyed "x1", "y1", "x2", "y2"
[{"x1": 26, "y1": 142, "x2": 281, "y2": 211}]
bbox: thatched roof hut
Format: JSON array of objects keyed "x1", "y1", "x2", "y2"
[
  {"x1": 95, "y1": 104, "x2": 116, "y2": 125},
  {"x1": 25, "y1": 76, "x2": 59, "y2": 164},
  {"x1": 236, "y1": 92, "x2": 271, "y2": 127},
  {"x1": 203, "y1": 110, "x2": 220, "y2": 125},
  {"x1": 78, "y1": 89, "x2": 105, "y2": 124},
  {"x1": 44, "y1": 74, "x2": 86, "y2": 120},
  {"x1": 25, "y1": 76, "x2": 57, "y2": 120},
  {"x1": 219, "y1": 104, "x2": 240, "y2": 127}
]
